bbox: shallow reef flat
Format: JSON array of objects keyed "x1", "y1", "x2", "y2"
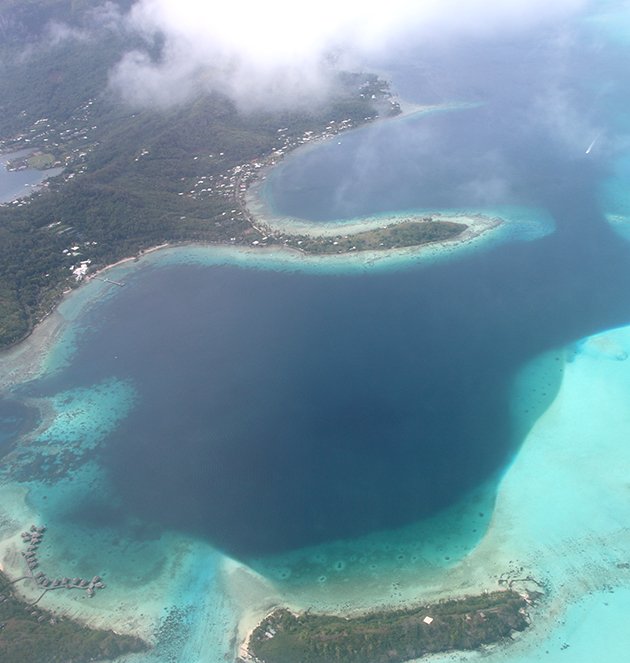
[{"x1": 402, "y1": 326, "x2": 630, "y2": 663}]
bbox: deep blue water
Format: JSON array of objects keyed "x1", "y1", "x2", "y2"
[
  {"x1": 8, "y1": 20, "x2": 630, "y2": 562},
  {"x1": 0, "y1": 399, "x2": 38, "y2": 454},
  {"x1": 24, "y1": 203, "x2": 630, "y2": 560},
  {"x1": 268, "y1": 28, "x2": 620, "y2": 222}
]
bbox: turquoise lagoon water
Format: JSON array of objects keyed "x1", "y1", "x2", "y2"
[
  {"x1": 4, "y1": 3, "x2": 630, "y2": 662},
  {"x1": 409, "y1": 325, "x2": 630, "y2": 663},
  {"x1": 0, "y1": 245, "x2": 568, "y2": 663}
]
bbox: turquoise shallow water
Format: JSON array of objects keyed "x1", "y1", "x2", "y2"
[
  {"x1": 4, "y1": 3, "x2": 630, "y2": 661},
  {"x1": 0, "y1": 237, "x2": 563, "y2": 663},
  {"x1": 410, "y1": 324, "x2": 630, "y2": 663},
  {"x1": 419, "y1": 589, "x2": 630, "y2": 663}
]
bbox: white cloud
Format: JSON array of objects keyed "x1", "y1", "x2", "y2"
[
  {"x1": 110, "y1": 0, "x2": 589, "y2": 109},
  {"x1": 45, "y1": 21, "x2": 89, "y2": 45}
]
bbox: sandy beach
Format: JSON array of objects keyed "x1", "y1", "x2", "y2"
[
  {"x1": 240, "y1": 99, "x2": 507, "y2": 258},
  {"x1": 246, "y1": 198, "x2": 502, "y2": 242}
]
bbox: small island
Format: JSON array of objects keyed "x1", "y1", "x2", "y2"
[
  {"x1": 243, "y1": 589, "x2": 536, "y2": 663},
  {"x1": 270, "y1": 218, "x2": 468, "y2": 254}
]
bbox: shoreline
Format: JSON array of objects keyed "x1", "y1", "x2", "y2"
[
  {"x1": 1, "y1": 234, "x2": 627, "y2": 663},
  {"x1": 231, "y1": 99, "x2": 503, "y2": 257},
  {"x1": 231, "y1": 328, "x2": 630, "y2": 661},
  {"x1": 237, "y1": 99, "x2": 498, "y2": 252},
  {"x1": 240, "y1": 589, "x2": 536, "y2": 663},
  {"x1": 0, "y1": 209, "x2": 500, "y2": 377},
  {"x1": 0, "y1": 96, "x2": 502, "y2": 360},
  {"x1": 0, "y1": 268, "x2": 617, "y2": 658},
  {"x1": 0, "y1": 100, "x2": 496, "y2": 359},
  {"x1": 0, "y1": 98, "x2": 540, "y2": 663},
  {"x1": 0, "y1": 149, "x2": 64, "y2": 207},
  {"x1": 0, "y1": 243, "x2": 171, "y2": 386},
  {"x1": 249, "y1": 209, "x2": 501, "y2": 252}
]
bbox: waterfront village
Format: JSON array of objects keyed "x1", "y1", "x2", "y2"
[{"x1": 1, "y1": 91, "x2": 413, "y2": 285}]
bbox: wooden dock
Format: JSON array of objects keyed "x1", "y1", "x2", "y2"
[{"x1": 93, "y1": 276, "x2": 125, "y2": 287}]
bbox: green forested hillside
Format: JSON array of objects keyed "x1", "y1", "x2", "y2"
[{"x1": 0, "y1": 1, "x2": 394, "y2": 347}]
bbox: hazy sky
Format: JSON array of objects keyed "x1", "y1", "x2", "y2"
[{"x1": 109, "y1": 0, "x2": 589, "y2": 109}]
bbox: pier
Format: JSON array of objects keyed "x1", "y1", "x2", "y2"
[
  {"x1": 17, "y1": 525, "x2": 106, "y2": 602},
  {"x1": 92, "y1": 276, "x2": 125, "y2": 287}
]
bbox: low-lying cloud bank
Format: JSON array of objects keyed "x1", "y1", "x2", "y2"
[{"x1": 108, "y1": 0, "x2": 589, "y2": 109}]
